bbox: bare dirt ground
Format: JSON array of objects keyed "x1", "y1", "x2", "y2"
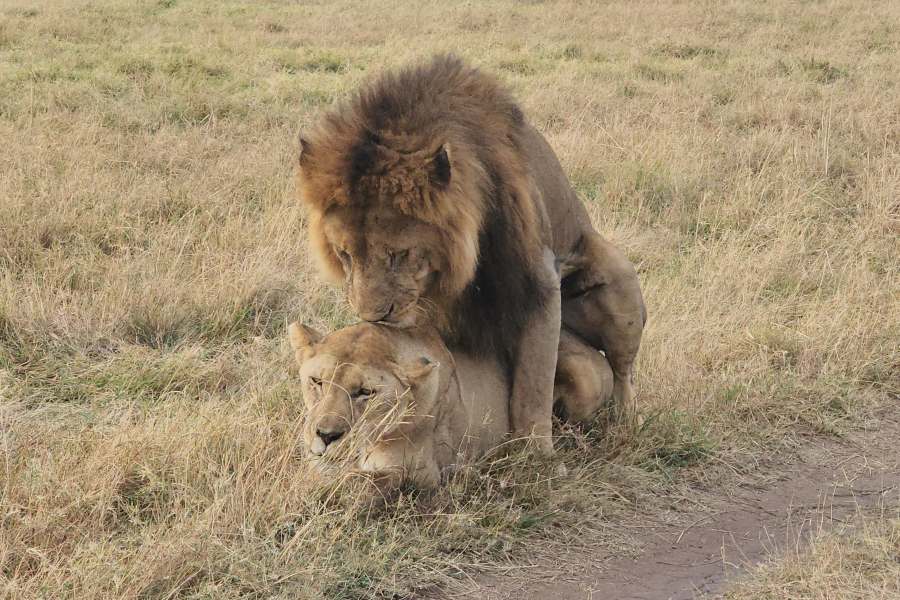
[{"x1": 435, "y1": 407, "x2": 900, "y2": 600}]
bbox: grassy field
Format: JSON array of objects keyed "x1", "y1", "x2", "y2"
[
  {"x1": 724, "y1": 510, "x2": 900, "y2": 600},
  {"x1": 1, "y1": 0, "x2": 898, "y2": 598}
]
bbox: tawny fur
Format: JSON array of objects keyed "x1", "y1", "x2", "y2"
[
  {"x1": 296, "y1": 54, "x2": 645, "y2": 437},
  {"x1": 288, "y1": 321, "x2": 614, "y2": 491}
]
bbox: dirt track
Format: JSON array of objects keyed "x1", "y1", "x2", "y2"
[{"x1": 435, "y1": 409, "x2": 900, "y2": 600}]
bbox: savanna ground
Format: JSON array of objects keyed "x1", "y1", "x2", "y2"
[
  {"x1": 725, "y1": 513, "x2": 900, "y2": 600},
  {"x1": 0, "y1": 1, "x2": 897, "y2": 598}
]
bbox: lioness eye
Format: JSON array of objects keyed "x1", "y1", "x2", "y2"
[
  {"x1": 354, "y1": 387, "x2": 374, "y2": 399},
  {"x1": 338, "y1": 250, "x2": 351, "y2": 266},
  {"x1": 309, "y1": 376, "x2": 323, "y2": 388}
]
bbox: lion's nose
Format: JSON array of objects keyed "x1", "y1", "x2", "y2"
[
  {"x1": 360, "y1": 303, "x2": 394, "y2": 322},
  {"x1": 316, "y1": 427, "x2": 346, "y2": 447}
]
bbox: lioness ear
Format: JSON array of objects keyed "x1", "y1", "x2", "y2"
[
  {"x1": 428, "y1": 144, "x2": 451, "y2": 188},
  {"x1": 287, "y1": 321, "x2": 323, "y2": 351},
  {"x1": 403, "y1": 357, "x2": 439, "y2": 388}
]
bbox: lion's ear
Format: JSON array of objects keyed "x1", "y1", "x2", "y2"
[
  {"x1": 288, "y1": 321, "x2": 323, "y2": 351},
  {"x1": 298, "y1": 135, "x2": 311, "y2": 166},
  {"x1": 428, "y1": 144, "x2": 451, "y2": 189}
]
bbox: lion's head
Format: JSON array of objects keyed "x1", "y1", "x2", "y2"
[
  {"x1": 287, "y1": 321, "x2": 449, "y2": 470},
  {"x1": 297, "y1": 125, "x2": 486, "y2": 328},
  {"x1": 296, "y1": 55, "x2": 544, "y2": 336},
  {"x1": 306, "y1": 197, "x2": 457, "y2": 326}
]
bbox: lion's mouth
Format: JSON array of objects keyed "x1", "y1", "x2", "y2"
[{"x1": 376, "y1": 304, "x2": 418, "y2": 328}]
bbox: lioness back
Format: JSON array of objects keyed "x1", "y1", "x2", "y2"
[{"x1": 439, "y1": 353, "x2": 509, "y2": 461}]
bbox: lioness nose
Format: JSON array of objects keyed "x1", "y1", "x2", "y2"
[{"x1": 316, "y1": 427, "x2": 345, "y2": 447}]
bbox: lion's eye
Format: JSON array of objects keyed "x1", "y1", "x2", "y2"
[
  {"x1": 338, "y1": 250, "x2": 351, "y2": 266},
  {"x1": 309, "y1": 376, "x2": 324, "y2": 388},
  {"x1": 354, "y1": 387, "x2": 375, "y2": 400},
  {"x1": 388, "y1": 249, "x2": 409, "y2": 270}
]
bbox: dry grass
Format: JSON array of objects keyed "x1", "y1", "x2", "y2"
[
  {"x1": 1, "y1": 0, "x2": 898, "y2": 598},
  {"x1": 724, "y1": 509, "x2": 900, "y2": 599}
]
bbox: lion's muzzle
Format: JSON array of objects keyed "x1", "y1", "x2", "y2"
[{"x1": 359, "y1": 302, "x2": 394, "y2": 323}]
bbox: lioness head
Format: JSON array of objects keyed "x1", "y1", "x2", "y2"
[{"x1": 287, "y1": 321, "x2": 448, "y2": 469}]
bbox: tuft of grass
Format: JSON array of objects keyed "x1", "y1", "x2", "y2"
[
  {"x1": 655, "y1": 42, "x2": 722, "y2": 60},
  {"x1": 163, "y1": 55, "x2": 229, "y2": 79},
  {"x1": 549, "y1": 43, "x2": 583, "y2": 60},
  {"x1": 638, "y1": 410, "x2": 715, "y2": 471},
  {"x1": 634, "y1": 62, "x2": 683, "y2": 83},
  {"x1": 724, "y1": 512, "x2": 900, "y2": 599},
  {"x1": 800, "y1": 58, "x2": 847, "y2": 83},
  {"x1": 775, "y1": 57, "x2": 848, "y2": 83},
  {"x1": 497, "y1": 58, "x2": 538, "y2": 76},
  {"x1": 299, "y1": 89, "x2": 334, "y2": 107},
  {"x1": 273, "y1": 51, "x2": 350, "y2": 74}
]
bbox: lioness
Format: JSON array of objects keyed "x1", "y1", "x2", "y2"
[
  {"x1": 288, "y1": 321, "x2": 614, "y2": 489},
  {"x1": 296, "y1": 54, "x2": 645, "y2": 453}
]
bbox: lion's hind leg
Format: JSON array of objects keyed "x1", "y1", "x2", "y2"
[
  {"x1": 553, "y1": 329, "x2": 615, "y2": 425},
  {"x1": 560, "y1": 232, "x2": 645, "y2": 423}
]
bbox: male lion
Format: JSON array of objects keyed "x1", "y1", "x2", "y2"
[
  {"x1": 288, "y1": 321, "x2": 614, "y2": 489},
  {"x1": 296, "y1": 54, "x2": 645, "y2": 452}
]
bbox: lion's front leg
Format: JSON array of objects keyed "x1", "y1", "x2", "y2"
[{"x1": 509, "y1": 247, "x2": 561, "y2": 455}]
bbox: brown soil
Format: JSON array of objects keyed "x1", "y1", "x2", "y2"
[{"x1": 432, "y1": 409, "x2": 900, "y2": 600}]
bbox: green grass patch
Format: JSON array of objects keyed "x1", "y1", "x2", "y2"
[
  {"x1": 654, "y1": 43, "x2": 722, "y2": 60},
  {"x1": 638, "y1": 410, "x2": 715, "y2": 472},
  {"x1": 498, "y1": 58, "x2": 538, "y2": 76},
  {"x1": 800, "y1": 58, "x2": 847, "y2": 83},
  {"x1": 775, "y1": 57, "x2": 847, "y2": 83},
  {"x1": 634, "y1": 62, "x2": 683, "y2": 83},
  {"x1": 275, "y1": 51, "x2": 349, "y2": 74},
  {"x1": 1, "y1": 343, "x2": 241, "y2": 406}
]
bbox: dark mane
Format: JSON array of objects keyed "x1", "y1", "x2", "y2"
[
  {"x1": 447, "y1": 196, "x2": 548, "y2": 377},
  {"x1": 353, "y1": 54, "x2": 523, "y2": 154},
  {"x1": 299, "y1": 54, "x2": 550, "y2": 379}
]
